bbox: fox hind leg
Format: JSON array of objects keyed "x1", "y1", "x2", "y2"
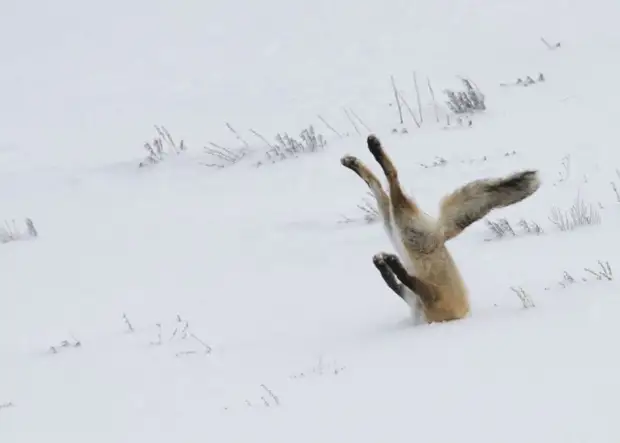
[
  {"x1": 341, "y1": 155, "x2": 393, "y2": 234},
  {"x1": 366, "y1": 135, "x2": 440, "y2": 254},
  {"x1": 366, "y1": 135, "x2": 416, "y2": 215}
]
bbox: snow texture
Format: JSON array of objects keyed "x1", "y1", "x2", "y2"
[{"x1": 2, "y1": 0, "x2": 620, "y2": 441}]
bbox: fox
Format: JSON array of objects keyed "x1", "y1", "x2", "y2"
[{"x1": 341, "y1": 134, "x2": 541, "y2": 324}]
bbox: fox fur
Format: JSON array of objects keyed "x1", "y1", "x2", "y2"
[{"x1": 341, "y1": 135, "x2": 541, "y2": 324}]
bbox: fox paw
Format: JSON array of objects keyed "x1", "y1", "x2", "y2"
[
  {"x1": 340, "y1": 155, "x2": 360, "y2": 170},
  {"x1": 372, "y1": 252, "x2": 390, "y2": 267},
  {"x1": 367, "y1": 134, "x2": 384, "y2": 160},
  {"x1": 382, "y1": 253, "x2": 401, "y2": 268}
]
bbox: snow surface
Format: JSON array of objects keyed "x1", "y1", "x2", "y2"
[{"x1": 2, "y1": 0, "x2": 620, "y2": 441}]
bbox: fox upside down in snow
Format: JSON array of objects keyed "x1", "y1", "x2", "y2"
[{"x1": 341, "y1": 135, "x2": 541, "y2": 324}]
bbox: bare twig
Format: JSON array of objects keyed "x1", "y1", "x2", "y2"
[
  {"x1": 540, "y1": 37, "x2": 561, "y2": 50},
  {"x1": 260, "y1": 384, "x2": 280, "y2": 406},
  {"x1": 250, "y1": 129, "x2": 276, "y2": 150},
  {"x1": 397, "y1": 90, "x2": 421, "y2": 128},
  {"x1": 427, "y1": 77, "x2": 440, "y2": 123},
  {"x1": 413, "y1": 71, "x2": 423, "y2": 124},
  {"x1": 343, "y1": 108, "x2": 361, "y2": 135},
  {"x1": 122, "y1": 313, "x2": 134, "y2": 333},
  {"x1": 189, "y1": 333, "x2": 213, "y2": 354},
  {"x1": 611, "y1": 181, "x2": 620, "y2": 202},
  {"x1": 317, "y1": 115, "x2": 343, "y2": 139},
  {"x1": 391, "y1": 75, "x2": 404, "y2": 125},
  {"x1": 511, "y1": 286, "x2": 535, "y2": 309},
  {"x1": 584, "y1": 261, "x2": 613, "y2": 281},
  {"x1": 348, "y1": 108, "x2": 371, "y2": 133},
  {"x1": 225, "y1": 122, "x2": 250, "y2": 148}
]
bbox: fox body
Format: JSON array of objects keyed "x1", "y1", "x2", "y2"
[{"x1": 341, "y1": 135, "x2": 541, "y2": 324}]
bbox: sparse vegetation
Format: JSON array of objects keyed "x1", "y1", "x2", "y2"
[
  {"x1": 118, "y1": 313, "x2": 213, "y2": 356},
  {"x1": 138, "y1": 73, "x2": 492, "y2": 169},
  {"x1": 222, "y1": 383, "x2": 282, "y2": 412},
  {"x1": 610, "y1": 169, "x2": 620, "y2": 202},
  {"x1": 511, "y1": 286, "x2": 535, "y2": 309},
  {"x1": 420, "y1": 156, "x2": 448, "y2": 169},
  {"x1": 585, "y1": 260, "x2": 613, "y2": 281},
  {"x1": 0, "y1": 218, "x2": 38, "y2": 244},
  {"x1": 0, "y1": 402, "x2": 15, "y2": 411},
  {"x1": 122, "y1": 313, "x2": 135, "y2": 333},
  {"x1": 549, "y1": 193, "x2": 601, "y2": 231},
  {"x1": 545, "y1": 261, "x2": 613, "y2": 291},
  {"x1": 518, "y1": 219, "x2": 544, "y2": 235},
  {"x1": 540, "y1": 36, "x2": 561, "y2": 50},
  {"x1": 138, "y1": 125, "x2": 187, "y2": 168},
  {"x1": 338, "y1": 193, "x2": 380, "y2": 225},
  {"x1": 290, "y1": 356, "x2": 346, "y2": 379},
  {"x1": 419, "y1": 151, "x2": 517, "y2": 169},
  {"x1": 145, "y1": 314, "x2": 212, "y2": 357},
  {"x1": 260, "y1": 384, "x2": 280, "y2": 407},
  {"x1": 552, "y1": 155, "x2": 571, "y2": 186},
  {"x1": 49, "y1": 336, "x2": 82, "y2": 354},
  {"x1": 139, "y1": 124, "x2": 327, "y2": 169},
  {"x1": 202, "y1": 144, "x2": 248, "y2": 168},
  {"x1": 558, "y1": 271, "x2": 577, "y2": 288},
  {"x1": 500, "y1": 72, "x2": 546, "y2": 88},
  {"x1": 485, "y1": 218, "x2": 543, "y2": 240},
  {"x1": 254, "y1": 125, "x2": 327, "y2": 167},
  {"x1": 388, "y1": 74, "x2": 485, "y2": 133},
  {"x1": 444, "y1": 78, "x2": 486, "y2": 115}
]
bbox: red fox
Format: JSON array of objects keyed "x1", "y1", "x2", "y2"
[{"x1": 341, "y1": 135, "x2": 541, "y2": 324}]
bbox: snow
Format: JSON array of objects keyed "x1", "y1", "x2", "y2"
[{"x1": 2, "y1": 0, "x2": 620, "y2": 441}]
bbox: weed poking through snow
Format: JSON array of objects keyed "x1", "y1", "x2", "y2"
[
  {"x1": 138, "y1": 126, "x2": 186, "y2": 168},
  {"x1": 143, "y1": 314, "x2": 213, "y2": 357},
  {"x1": 485, "y1": 218, "x2": 543, "y2": 241},
  {"x1": 584, "y1": 261, "x2": 613, "y2": 281},
  {"x1": 0, "y1": 218, "x2": 38, "y2": 244},
  {"x1": 255, "y1": 126, "x2": 327, "y2": 166},
  {"x1": 511, "y1": 286, "x2": 536, "y2": 309},
  {"x1": 545, "y1": 261, "x2": 613, "y2": 291},
  {"x1": 0, "y1": 402, "x2": 15, "y2": 412},
  {"x1": 610, "y1": 169, "x2": 620, "y2": 202},
  {"x1": 49, "y1": 336, "x2": 82, "y2": 354},
  {"x1": 122, "y1": 313, "x2": 135, "y2": 333},
  {"x1": 222, "y1": 384, "x2": 282, "y2": 412},
  {"x1": 338, "y1": 193, "x2": 380, "y2": 225},
  {"x1": 290, "y1": 355, "x2": 346, "y2": 379},
  {"x1": 444, "y1": 78, "x2": 486, "y2": 115},
  {"x1": 549, "y1": 193, "x2": 601, "y2": 231}
]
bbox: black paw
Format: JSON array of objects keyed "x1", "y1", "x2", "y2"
[
  {"x1": 372, "y1": 252, "x2": 389, "y2": 268},
  {"x1": 383, "y1": 253, "x2": 402, "y2": 269},
  {"x1": 367, "y1": 134, "x2": 384, "y2": 162}
]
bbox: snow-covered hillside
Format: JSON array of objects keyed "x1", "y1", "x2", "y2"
[{"x1": 2, "y1": 0, "x2": 620, "y2": 441}]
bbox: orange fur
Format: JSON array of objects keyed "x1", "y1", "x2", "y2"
[{"x1": 341, "y1": 135, "x2": 541, "y2": 324}]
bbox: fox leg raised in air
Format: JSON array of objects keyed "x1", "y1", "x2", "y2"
[
  {"x1": 341, "y1": 155, "x2": 392, "y2": 235},
  {"x1": 340, "y1": 155, "x2": 391, "y2": 228},
  {"x1": 366, "y1": 135, "x2": 414, "y2": 214},
  {"x1": 366, "y1": 134, "x2": 440, "y2": 254}
]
